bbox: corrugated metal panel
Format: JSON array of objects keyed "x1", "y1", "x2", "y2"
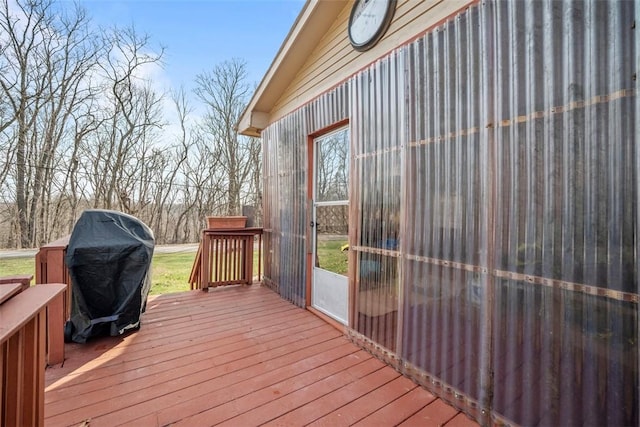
[{"x1": 261, "y1": 0, "x2": 638, "y2": 424}]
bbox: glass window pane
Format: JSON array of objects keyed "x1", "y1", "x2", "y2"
[{"x1": 316, "y1": 128, "x2": 349, "y2": 202}]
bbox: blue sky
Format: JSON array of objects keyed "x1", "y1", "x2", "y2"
[{"x1": 78, "y1": 0, "x2": 306, "y2": 92}]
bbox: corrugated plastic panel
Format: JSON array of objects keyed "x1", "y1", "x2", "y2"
[
  {"x1": 261, "y1": 112, "x2": 308, "y2": 307},
  {"x1": 351, "y1": 50, "x2": 405, "y2": 352},
  {"x1": 261, "y1": 85, "x2": 350, "y2": 307},
  {"x1": 490, "y1": 1, "x2": 637, "y2": 424},
  {"x1": 260, "y1": 0, "x2": 637, "y2": 424},
  {"x1": 400, "y1": 3, "x2": 491, "y2": 414}
]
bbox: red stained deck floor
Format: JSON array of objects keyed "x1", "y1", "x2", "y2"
[{"x1": 44, "y1": 285, "x2": 478, "y2": 426}]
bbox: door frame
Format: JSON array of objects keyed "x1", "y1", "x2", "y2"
[{"x1": 305, "y1": 119, "x2": 352, "y2": 327}]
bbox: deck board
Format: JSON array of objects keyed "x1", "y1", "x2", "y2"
[
  {"x1": 45, "y1": 285, "x2": 478, "y2": 426},
  {"x1": 159, "y1": 347, "x2": 370, "y2": 424},
  {"x1": 308, "y1": 376, "x2": 429, "y2": 426}
]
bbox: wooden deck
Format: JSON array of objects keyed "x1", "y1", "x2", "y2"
[{"x1": 44, "y1": 285, "x2": 478, "y2": 426}]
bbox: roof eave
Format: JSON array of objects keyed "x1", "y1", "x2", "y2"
[{"x1": 238, "y1": 0, "x2": 348, "y2": 136}]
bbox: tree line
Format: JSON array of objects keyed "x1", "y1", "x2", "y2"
[{"x1": 0, "y1": 0, "x2": 261, "y2": 249}]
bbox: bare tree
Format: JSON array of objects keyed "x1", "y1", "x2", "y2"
[
  {"x1": 194, "y1": 58, "x2": 256, "y2": 216},
  {"x1": 182, "y1": 127, "x2": 226, "y2": 231},
  {"x1": 0, "y1": 1, "x2": 263, "y2": 248},
  {"x1": 166, "y1": 87, "x2": 201, "y2": 242},
  {"x1": 51, "y1": 96, "x2": 103, "y2": 239},
  {"x1": 143, "y1": 88, "x2": 192, "y2": 241},
  {"x1": 0, "y1": 30, "x2": 14, "y2": 180},
  {"x1": 0, "y1": 0, "x2": 101, "y2": 247},
  {"x1": 82, "y1": 26, "x2": 164, "y2": 211}
]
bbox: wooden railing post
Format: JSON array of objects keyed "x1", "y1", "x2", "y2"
[
  {"x1": 34, "y1": 236, "x2": 70, "y2": 365},
  {"x1": 45, "y1": 291, "x2": 65, "y2": 365},
  {"x1": 201, "y1": 230, "x2": 211, "y2": 291},
  {"x1": 35, "y1": 235, "x2": 71, "y2": 319}
]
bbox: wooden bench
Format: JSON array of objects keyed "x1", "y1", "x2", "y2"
[{"x1": 0, "y1": 283, "x2": 65, "y2": 426}]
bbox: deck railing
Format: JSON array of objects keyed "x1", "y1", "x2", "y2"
[
  {"x1": 35, "y1": 236, "x2": 72, "y2": 321},
  {"x1": 34, "y1": 236, "x2": 71, "y2": 365},
  {"x1": 0, "y1": 274, "x2": 32, "y2": 292},
  {"x1": 0, "y1": 282, "x2": 65, "y2": 426},
  {"x1": 189, "y1": 228, "x2": 263, "y2": 290}
]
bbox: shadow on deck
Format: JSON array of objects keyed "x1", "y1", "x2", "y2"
[{"x1": 45, "y1": 285, "x2": 478, "y2": 426}]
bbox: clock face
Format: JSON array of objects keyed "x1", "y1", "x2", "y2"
[{"x1": 348, "y1": 0, "x2": 396, "y2": 51}]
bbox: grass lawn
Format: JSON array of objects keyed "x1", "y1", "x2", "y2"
[
  {"x1": 149, "y1": 252, "x2": 194, "y2": 294},
  {"x1": 0, "y1": 241, "x2": 346, "y2": 295},
  {"x1": 0, "y1": 252, "x2": 199, "y2": 295},
  {"x1": 0, "y1": 257, "x2": 34, "y2": 279},
  {"x1": 316, "y1": 238, "x2": 349, "y2": 275}
]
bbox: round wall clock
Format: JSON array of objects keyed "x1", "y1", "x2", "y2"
[{"x1": 348, "y1": 0, "x2": 396, "y2": 52}]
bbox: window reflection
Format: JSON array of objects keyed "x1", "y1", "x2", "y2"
[
  {"x1": 314, "y1": 128, "x2": 349, "y2": 276},
  {"x1": 316, "y1": 129, "x2": 349, "y2": 202}
]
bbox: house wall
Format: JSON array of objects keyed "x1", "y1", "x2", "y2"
[
  {"x1": 262, "y1": 85, "x2": 350, "y2": 306},
  {"x1": 269, "y1": 0, "x2": 472, "y2": 123},
  {"x1": 261, "y1": 0, "x2": 639, "y2": 425}
]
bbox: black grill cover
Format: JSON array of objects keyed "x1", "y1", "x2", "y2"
[{"x1": 65, "y1": 210, "x2": 154, "y2": 343}]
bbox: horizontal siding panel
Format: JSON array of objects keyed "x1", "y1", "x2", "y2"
[
  {"x1": 286, "y1": 0, "x2": 445, "y2": 101},
  {"x1": 289, "y1": 3, "x2": 351, "y2": 82},
  {"x1": 271, "y1": 0, "x2": 471, "y2": 121},
  {"x1": 271, "y1": 9, "x2": 353, "y2": 116}
]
